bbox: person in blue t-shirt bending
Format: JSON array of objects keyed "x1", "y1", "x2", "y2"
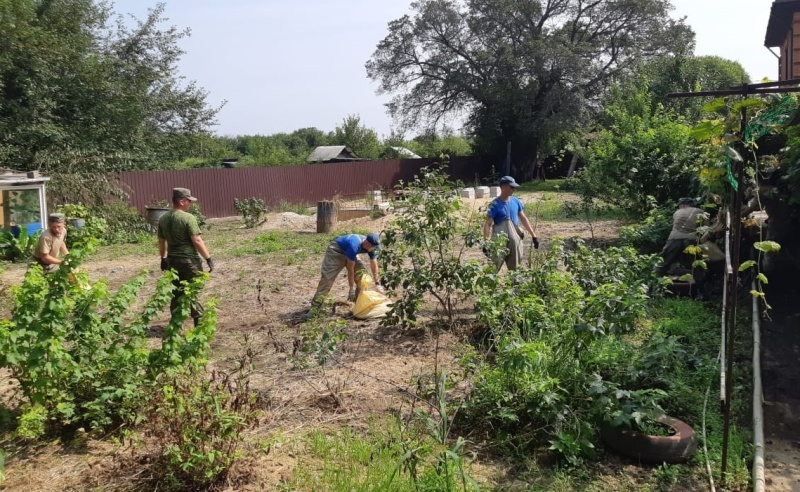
[
  {"x1": 483, "y1": 176, "x2": 539, "y2": 271},
  {"x1": 311, "y1": 232, "x2": 381, "y2": 306}
]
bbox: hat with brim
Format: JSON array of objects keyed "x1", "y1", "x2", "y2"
[
  {"x1": 498, "y1": 176, "x2": 520, "y2": 188},
  {"x1": 677, "y1": 197, "x2": 695, "y2": 205},
  {"x1": 173, "y1": 187, "x2": 197, "y2": 202},
  {"x1": 366, "y1": 232, "x2": 381, "y2": 248}
]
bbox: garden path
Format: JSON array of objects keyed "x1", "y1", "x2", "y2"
[{"x1": 761, "y1": 282, "x2": 800, "y2": 492}]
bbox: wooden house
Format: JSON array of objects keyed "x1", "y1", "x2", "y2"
[{"x1": 766, "y1": 0, "x2": 800, "y2": 80}]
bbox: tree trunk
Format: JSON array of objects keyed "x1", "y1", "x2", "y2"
[
  {"x1": 504, "y1": 141, "x2": 512, "y2": 176},
  {"x1": 566, "y1": 153, "x2": 579, "y2": 178}
]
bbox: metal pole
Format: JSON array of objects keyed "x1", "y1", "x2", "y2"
[
  {"x1": 752, "y1": 279, "x2": 766, "y2": 492},
  {"x1": 720, "y1": 209, "x2": 730, "y2": 404}
]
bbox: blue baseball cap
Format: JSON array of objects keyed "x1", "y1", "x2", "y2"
[
  {"x1": 366, "y1": 232, "x2": 381, "y2": 248},
  {"x1": 498, "y1": 176, "x2": 519, "y2": 188}
]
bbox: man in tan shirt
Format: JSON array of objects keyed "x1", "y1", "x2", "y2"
[{"x1": 32, "y1": 213, "x2": 69, "y2": 273}]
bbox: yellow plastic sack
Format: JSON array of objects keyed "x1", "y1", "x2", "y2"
[{"x1": 353, "y1": 275, "x2": 392, "y2": 319}]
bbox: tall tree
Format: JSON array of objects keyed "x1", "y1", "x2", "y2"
[
  {"x1": 366, "y1": 0, "x2": 694, "y2": 179},
  {"x1": 639, "y1": 55, "x2": 750, "y2": 122},
  {"x1": 0, "y1": 0, "x2": 219, "y2": 175},
  {"x1": 332, "y1": 114, "x2": 381, "y2": 159},
  {"x1": 579, "y1": 77, "x2": 700, "y2": 215}
]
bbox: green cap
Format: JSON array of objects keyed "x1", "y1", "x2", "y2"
[{"x1": 172, "y1": 188, "x2": 197, "y2": 202}]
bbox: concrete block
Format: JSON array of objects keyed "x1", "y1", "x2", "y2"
[
  {"x1": 460, "y1": 187, "x2": 475, "y2": 199},
  {"x1": 475, "y1": 186, "x2": 490, "y2": 198},
  {"x1": 489, "y1": 186, "x2": 501, "y2": 197},
  {"x1": 370, "y1": 190, "x2": 382, "y2": 201}
]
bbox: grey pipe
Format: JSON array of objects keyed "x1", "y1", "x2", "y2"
[{"x1": 752, "y1": 280, "x2": 765, "y2": 492}]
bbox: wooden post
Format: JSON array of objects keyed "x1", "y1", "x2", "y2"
[{"x1": 316, "y1": 201, "x2": 337, "y2": 233}]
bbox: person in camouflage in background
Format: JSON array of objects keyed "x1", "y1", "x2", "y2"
[{"x1": 157, "y1": 187, "x2": 214, "y2": 326}]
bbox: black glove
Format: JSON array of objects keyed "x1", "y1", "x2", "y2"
[
  {"x1": 532, "y1": 237, "x2": 540, "y2": 250},
  {"x1": 481, "y1": 246, "x2": 490, "y2": 258},
  {"x1": 160, "y1": 257, "x2": 169, "y2": 271},
  {"x1": 206, "y1": 257, "x2": 215, "y2": 272},
  {"x1": 347, "y1": 288, "x2": 357, "y2": 302}
]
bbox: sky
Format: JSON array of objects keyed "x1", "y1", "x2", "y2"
[{"x1": 111, "y1": 0, "x2": 779, "y2": 138}]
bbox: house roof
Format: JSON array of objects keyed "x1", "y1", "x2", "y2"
[
  {"x1": 765, "y1": 0, "x2": 800, "y2": 47},
  {"x1": 307, "y1": 145, "x2": 363, "y2": 162},
  {"x1": 390, "y1": 146, "x2": 422, "y2": 159}
]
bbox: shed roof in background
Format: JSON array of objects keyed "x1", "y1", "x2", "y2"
[
  {"x1": 307, "y1": 145, "x2": 363, "y2": 162},
  {"x1": 391, "y1": 146, "x2": 422, "y2": 159},
  {"x1": 0, "y1": 169, "x2": 50, "y2": 186}
]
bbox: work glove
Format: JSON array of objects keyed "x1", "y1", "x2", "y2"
[
  {"x1": 481, "y1": 245, "x2": 491, "y2": 258},
  {"x1": 347, "y1": 287, "x2": 357, "y2": 302},
  {"x1": 206, "y1": 257, "x2": 215, "y2": 272},
  {"x1": 532, "y1": 237, "x2": 540, "y2": 250},
  {"x1": 160, "y1": 257, "x2": 169, "y2": 271}
]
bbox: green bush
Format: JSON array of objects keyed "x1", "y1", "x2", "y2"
[
  {"x1": 234, "y1": 197, "x2": 268, "y2": 228},
  {"x1": 141, "y1": 366, "x2": 260, "y2": 490},
  {"x1": 90, "y1": 201, "x2": 152, "y2": 244},
  {"x1": 0, "y1": 245, "x2": 217, "y2": 437},
  {"x1": 577, "y1": 78, "x2": 700, "y2": 216},
  {"x1": 0, "y1": 227, "x2": 40, "y2": 262},
  {"x1": 618, "y1": 207, "x2": 673, "y2": 254},
  {"x1": 188, "y1": 203, "x2": 207, "y2": 230},
  {"x1": 380, "y1": 165, "x2": 492, "y2": 328},
  {"x1": 57, "y1": 203, "x2": 108, "y2": 249},
  {"x1": 467, "y1": 238, "x2": 662, "y2": 464}
]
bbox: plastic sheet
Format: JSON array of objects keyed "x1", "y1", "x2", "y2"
[{"x1": 352, "y1": 275, "x2": 392, "y2": 319}]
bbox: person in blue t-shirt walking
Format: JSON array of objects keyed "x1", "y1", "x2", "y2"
[
  {"x1": 311, "y1": 232, "x2": 381, "y2": 307},
  {"x1": 483, "y1": 176, "x2": 539, "y2": 271}
]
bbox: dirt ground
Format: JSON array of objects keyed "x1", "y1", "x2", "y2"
[
  {"x1": 760, "y1": 281, "x2": 800, "y2": 492},
  {"x1": 0, "y1": 191, "x2": 796, "y2": 490}
]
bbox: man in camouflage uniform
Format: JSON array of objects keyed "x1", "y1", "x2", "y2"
[{"x1": 157, "y1": 187, "x2": 214, "y2": 325}]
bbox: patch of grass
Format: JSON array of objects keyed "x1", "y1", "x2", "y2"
[
  {"x1": 232, "y1": 231, "x2": 337, "y2": 258},
  {"x1": 528, "y1": 192, "x2": 568, "y2": 221},
  {"x1": 285, "y1": 426, "x2": 417, "y2": 491},
  {"x1": 285, "y1": 418, "x2": 480, "y2": 492},
  {"x1": 517, "y1": 178, "x2": 568, "y2": 193},
  {"x1": 645, "y1": 298, "x2": 752, "y2": 489},
  {"x1": 278, "y1": 200, "x2": 315, "y2": 215},
  {"x1": 94, "y1": 238, "x2": 155, "y2": 261},
  {"x1": 525, "y1": 194, "x2": 628, "y2": 222}
]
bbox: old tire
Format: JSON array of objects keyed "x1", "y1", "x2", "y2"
[{"x1": 601, "y1": 415, "x2": 698, "y2": 464}]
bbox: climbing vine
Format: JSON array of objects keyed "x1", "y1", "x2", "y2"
[{"x1": 690, "y1": 94, "x2": 799, "y2": 304}]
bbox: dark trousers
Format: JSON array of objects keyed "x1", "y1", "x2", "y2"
[
  {"x1": 657, "y1": 238, "x2": 707, "y2": 295},
  {"x1": 657, "y1": 239, "x2": 694, "y2": 277},
  {"x1": 168, "y1": 256, "x2": 204, "y2": 325}
]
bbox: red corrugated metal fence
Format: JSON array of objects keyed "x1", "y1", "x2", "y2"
[{"x1": 114, "y1": 156, "x2": 489, "y2": 219}]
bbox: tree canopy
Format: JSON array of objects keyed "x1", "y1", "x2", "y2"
[
  {"x1": 366, "y1": 0, "x2": 695, "y2": 178},
  {"x1": 638, "y1": 55, "x2": 750, "y2": 122},
  {"x1": 0, "y1": 0, "x2": 220, "y2": 173}
]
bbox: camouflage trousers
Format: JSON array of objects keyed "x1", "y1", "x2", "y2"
[{"x1": 168, "y1": 256, "x2": 204, "y2": 326}]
